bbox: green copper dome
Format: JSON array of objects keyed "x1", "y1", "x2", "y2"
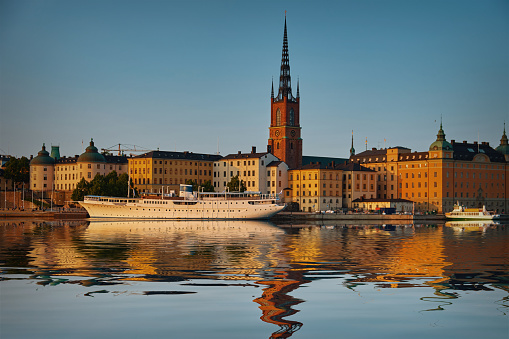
[
  {"x1": 78, "y1": 139, "x2": 106, "y2": 163},
  {"x1": 429, "y1": 122, "x2": 452, "y2": 151},
  {"x1": 496, "y1": 125, "x2": 509, "y2": 155},
  {"x1": 31, "y1": 143, "x2": 56, "y2": 166}
]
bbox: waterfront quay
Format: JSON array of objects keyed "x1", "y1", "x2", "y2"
[
  {"x1": 0, "y1": 209, "x2": 87, "y2": 220},
  {"x1": 272, "y1": 211, "x2": 445, "y2": 224}
]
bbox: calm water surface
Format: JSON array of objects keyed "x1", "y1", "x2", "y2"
[{"x1": 1, "y1": 219, "x2": 508, "y2": 339}]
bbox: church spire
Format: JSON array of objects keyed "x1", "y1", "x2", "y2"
[
  {"x1": 350, "y1": 130, "x2": 355, "y2": 156},
  {"x1": 436, "y1": 115, "x2": 446, "y2": 141},
  {"x1": 296, "y1": 77, "x2": 300, "y2": 98},
  {"x1": 276, "y1": 16, "x2": 294, "y2": 102},
  {"x1": 271, "y1": 77, "x2": 274, "y2": 99},
  {"x1": 500, "y1": 122, "x2": 508, "y2": 146}
]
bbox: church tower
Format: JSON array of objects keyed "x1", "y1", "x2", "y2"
[{"x1": 267, "y1": 16, "x2": 302, "y2": 169}]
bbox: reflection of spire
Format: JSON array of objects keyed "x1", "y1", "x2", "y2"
[{"x1": 254, "y1": 270, "x2": 308, "y2": 338}]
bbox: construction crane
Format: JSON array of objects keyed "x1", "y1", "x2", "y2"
[{"x1": 101, "y1": 144, "x2": 154, "y2": 156}]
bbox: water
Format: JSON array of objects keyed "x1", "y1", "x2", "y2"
[{"x1": 1, "y1": 219, "x2": 508, "y2": 339}]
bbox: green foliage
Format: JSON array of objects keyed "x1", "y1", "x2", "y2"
[
  {"x1": 71, "y1": 171, "x2": 136, "y2": 201},
  {"x1": 3, "y1": 157, "x2": 30, "y2": 187},
  {"x1": 226, "y1": 175, "x2": 246, "y2": 192},
  {"x1": 185, "y1": 179, "x2": 215, "y2": 192}
]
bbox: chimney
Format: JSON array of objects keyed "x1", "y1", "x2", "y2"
[
  {"x1": 30, "y1": 155, "x2": 33, "y2": 160},
  {"x1": 238, "y1": 151, "x2": 242, "y2": 155},
  {"x1": 451, "y1": 140, "x2": 455, "y2": 144},
  {"x1": 463, "y1": 141, "x2": 467, "y2": 144},
  {"x1": 372, "y1": 147, "x2": 377, "y2": 151},
  {"x1": 473, "y1": 141, "x2": 478, "y2": 145},
  {"x1": 251, "y1": 146, "x2": 256, "y2": 154},
  {"x1": 486, "y1": 142, "x2": 489, "y2": 146}
]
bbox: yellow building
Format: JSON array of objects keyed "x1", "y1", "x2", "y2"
[
  {"x1": 350, "y1": 124, "x2": 509, "y2": 213},
  {"x1": 287, "y1": 161, "x2": 377, "y2": 212},
  {"x1": 129, "y1": 150, "x2": 221, "y2": 194},
  {"x1": 30, "y1": 140, "x2": 128, "y2": 203},
  {"x1": 338, "y1": 162, "x2": 378, "y2": 209},
  {"x1": 288, "y1": 163, "x2": 343, "y2": 212},
  {"x1": 30, "y1": 144, "x2": 55, "y2": 192},
  {"x1": 213, "y1": 147, "x2": 287, "y2": 193}
]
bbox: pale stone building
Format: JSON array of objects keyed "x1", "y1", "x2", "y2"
[{"x1": 213, "y1": 147, "x2": 287, "y2": 194}]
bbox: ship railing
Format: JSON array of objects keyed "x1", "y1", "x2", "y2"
[{"x1": 197, "y1": 191, "x2": 280, "y2": 201}]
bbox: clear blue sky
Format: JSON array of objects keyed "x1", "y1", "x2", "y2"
[{"x1": 1, "y1": 0, "x2": 508, "y2": 159}]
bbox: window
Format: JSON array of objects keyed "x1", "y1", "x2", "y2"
[
  {"x1": 276, "y1": 109, "x2": 281, "y2": 126},
  {"x1": 289, "y1": 108, "x2": 295, "y2": 126}
]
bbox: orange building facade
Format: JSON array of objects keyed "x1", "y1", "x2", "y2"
[{"x1": 350, "y1": 125, "x2": 509, "y2": 213}]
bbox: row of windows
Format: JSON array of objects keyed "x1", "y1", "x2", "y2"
[
  {"x1": 131, "y1": 168, "x2": 211, "y2": 176},
  {"x1": 290, "y1": 173, "x2": 345, "y2": 180},
  {"x1": 133, "y1": 160, "x2": 212, "y2": 166},
  {"x1": 215, "y1": 170, "x2": 256, "y2": 178},
  {"x1": 217, "y1": 160, "x2": 261, "y2": 167},
  {"x1": 300, "y1": 199, "x2": 341, "y2": 204},
  {"x1": 267, "y1": 181, "x2": 282, "y2": 187},
  {"x1": 401, "y1": 191, "x2": 505, "y2": 199},
  {"x1": 133, "y1": 178, "x2": 205, "y2": 185}
]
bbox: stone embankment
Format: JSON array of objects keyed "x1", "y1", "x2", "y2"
[
  {"x1": 272, "y1": 212, "x2": 445, "y2": 224},
  {"x1": 0, "y1": 209, "x2": 88, "y2": 220}
]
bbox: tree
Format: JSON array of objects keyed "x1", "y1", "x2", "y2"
[
  {"x1": 185, "y1": 179, "x2": 215, "y2": 192},
  {"x1": 201, "y1": 180, "x2": 215, "y2": 192},
  {"x1": 71, "y1": 178, "x2": 90, "y2": 201},
  {"x1": 71, "y1": 171, "x2": 137, "y2": 201},
  {"x1": 3, "y1": 157, "x2": 30, "y2": 188},
  {"x1": 226, "y1": 175, "x2": 246, "y2": 192}
]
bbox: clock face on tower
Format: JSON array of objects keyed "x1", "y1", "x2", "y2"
[
  {"x1": 291, "y1": 130, "x2": 296, "y2": 137},
  {"x1": 275, "y1": 130, "x2": 280, "y2": 137}
]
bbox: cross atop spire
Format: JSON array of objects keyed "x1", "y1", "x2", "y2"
[{"x1": 276, "y1": 16, "x2": 295, "y2": 102}]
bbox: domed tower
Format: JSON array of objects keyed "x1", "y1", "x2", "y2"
[
  {"x1": 429, "y1": 120, "x2": 453, "y2": 159},
  {"x1": 30, "y1": 143, "x2": 55, "y2": 192},
  {"x1": 78, "y1": 139, "x2": 106, "y2": 181},
  {"x1": 495, "y1": 123, "x2": 509, "y2": 161}
]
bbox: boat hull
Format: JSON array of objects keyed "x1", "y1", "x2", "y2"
[{"x1": 79, "y1": 198, "x2": 285, "y2": 220}]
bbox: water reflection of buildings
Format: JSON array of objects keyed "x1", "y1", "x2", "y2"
[{"x1": 1, "y1": 220, "x2": 508, "y2": 330}]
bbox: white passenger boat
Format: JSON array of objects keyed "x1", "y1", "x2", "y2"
[
  {"x1": 79, "y1": 187, "x2": 285, "y2": 220},
  {"x1": 445, "y1": 203, "x2": 500, "y2": 220}
]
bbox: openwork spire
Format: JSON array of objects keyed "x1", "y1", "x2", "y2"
[{"x1": 276, "y1": 16, "x2": 295, "y2": 102}]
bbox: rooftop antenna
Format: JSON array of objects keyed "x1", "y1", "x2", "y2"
[
  {"x1": 384, "y1": 138, "x2": 386, "y2": 149},
  {"x1": 365, "y1": 137, "x2": 368, "y2": 151},
  {"x1": 217, "y1": 137, "x2": 220, "y2": 155}
]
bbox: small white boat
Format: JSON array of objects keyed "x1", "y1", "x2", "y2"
[
  {"x1": 79, "y1": 186, "x2": 285, "y2": 220},
  {"x1": 445, "y1": 203, "x2": 500, "y2": 220}
]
